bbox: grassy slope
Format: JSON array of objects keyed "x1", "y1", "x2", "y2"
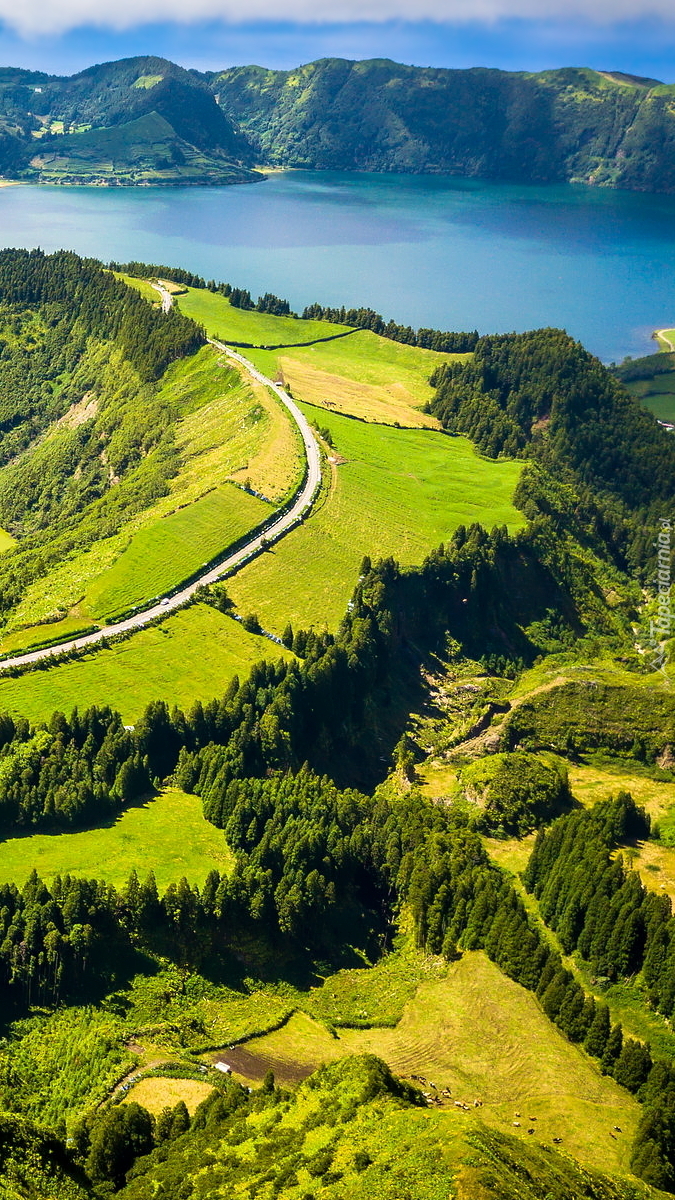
[
  {"x1": 2, "y1": 343, "x2": 300, "y2": 647},
  {"x1": 625, "y1": 371, "x2": 675, "y2": 424},
  {"x1": 0, "y1": 604, "x2": 292, "y2": 726},
  {"x1": 0, "y1": 787, "x2": 232, "y2": 891},
  {"x1": 115, "y1": 1054, "x2": 653, "y2": 1200},
  {"x1": 177, "y1": 286, "x2": 465, "y2": 428},
  {"x1": 228, "y1": 403, "x2": 524, "y2": 633},
  {"x1": 85, "y1": 484, "x2": 267, "y2": 620},
  {"x1": 219, "y1": 951, "x2": 639, "y2": 1179},
  {"x1": 177, "y1": 286, "x2": 351, "y2": 346}
]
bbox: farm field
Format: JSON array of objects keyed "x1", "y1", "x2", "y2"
[
  {"x1": 0, "y1": 526, "x2": 16, "y2": 554},
  {"x1": 0, "y1": 787, "x2": 232, "y2": 891},
  {"x1": 0, "y1": 603, "x2": 292, "y2": 725},
  {"x1": 247, "y1": 335, "x2": 466, "y2": 428},
  {"x1": 221, "y1": 950, "x2": 639, "y2": 1178},
  {"x1": 177, "y1": 286, "x2": 351, "y2": 347},
  {"x1": 85, "y1": 484, "x2": 268, "y2": 620},
  {"x1": 126, "y1": 1077, "x2": 215, "y2": 1115},
  {"x1": 625, "y1": 369, "x2": 675, "y2": 424},
  {"x1": 227, "y1": 403, "x2": 524, "y2": 633},
  {"x1": 177, "y1": 285, "x2": 467, "y2": 427},
  {"x1": 2, "y1": 344, "x2": 300, "y2": 648}
]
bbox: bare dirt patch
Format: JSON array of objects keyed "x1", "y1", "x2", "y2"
[{"x1": 213, "y1": 1045, "x2": 315, "y2": 1086}]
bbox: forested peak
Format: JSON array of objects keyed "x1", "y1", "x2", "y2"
[{"x1": 429, "y1": 326, "x2": 675, "y2": 517}]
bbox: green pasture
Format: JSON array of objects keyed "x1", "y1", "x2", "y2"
[
  {"x1": 177, "y1": 286, "x2": 349, "y2": 346},
  {"x1": 228, "y1": 950, "x2": 639, "y2": 1178},
  {"x1": 85, "y1": 484, "x2": 268, "y2": 620},
  {"x1": 625, "y1": 370, "x2": 675, "y2": 424},
  {"x1": 0, "y1": 787, "x2": 232, "y2": 892},
  {"x1": 3, "y1": 345, "x2": 299, "y2": 644},
  {"x1": 228, "y1": 404, "x2": 524, "y2": 633},
  {"x1": 114, "y1": 272, "x2": 160, "y2": 304},
  {"x1": 0, "y1": 526, "x2": 16, "y2": 553},
  {"x1": 177, "y1": 284, "x2": 465, "y2": 427},
  {"x1": 0, "y1": 604, "x2": 292, "y2": 726}
]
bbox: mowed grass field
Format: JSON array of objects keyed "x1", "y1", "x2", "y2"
[
  {"x1": 126, "y1": 1078, "x2": 215, "y2": 1115},
  {"x1": 2, "y1": 345, "x2": 301, "y2": 648},
  {"x1": 625, "y1": 370, "x2": 675, "y2": 424},
  {"x1": 0, "y1": 604, "x2": 292, "y2": 726},
  {"x1": 0, "y1": 787, "x2": 232, "y2": 891},
  {"x1": 85, "y1": 484, "x2": 268, "y2": 620},
  {"x1": 177, "y1": 286, "x2": 351, "y2": 347},
  {"x1": 177, "y1": 284, "x2": 467, "y2": 428},
  {"x1": 222, "y1": 951, "x2": 639, "y2": 1178},
  {"x1": 228, "y1": 404, "x2": 524, "y2": 633}
]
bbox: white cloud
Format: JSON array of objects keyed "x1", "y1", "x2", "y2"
[{"x1": 3, "y1": 0, "x2": 675, "y2": 38}]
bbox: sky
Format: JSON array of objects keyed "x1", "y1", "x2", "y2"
[{"x1": 0, "y1": 3, "x2": 674, "y2": 82}]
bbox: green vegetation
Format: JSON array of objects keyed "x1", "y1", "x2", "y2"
[
  {"x1": 0, "y1": 1007, "x2": 136, "y2": 1131},
  {"x1": 0, "y1": 604, "x2": 292, "y2": 726},
  {"x1": 212, "y1": 58, "x2": 675, "y2": 194},
  {"x1": 0, "y1": 284, "x2": 300, "y2": 652},
  {"x1": 0, "y1": 788, "x2": 233, "y2": 891},
  {"x1": 224, "y1": 952, "x2": 639, "y2": 1176},
  {"x1": 614, "y1": 349, "x2": 675, "y2": 425},
  {"x1": 504, "y1": 677, "x2": 675, "y2": 760},
  {"x1": 177, "y1": 287, "x2": 469, "y2": 427},
  {"x1": 177, "y1": 286, "x2": 349, "y2": 347},
  {"x1": 2, "y1": 260, "x2": 675, "y2": 1200},
  {"x1": 228, "y1": 405, "x2": 523, "y2": 632},
  {"x1": 85, "y1": 484, "x2": 267, "y2": 621},
  {"x1": 457, "y1": 751, "x2": 570, "y2": 836},
  {"x1": 3, "y1": 55, "x2": 675, "y2": 191},
  {"x1": 28, "y1": 111, "x2": 257, "y2": 186}
]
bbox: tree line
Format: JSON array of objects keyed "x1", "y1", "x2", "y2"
[
  {"x1": 301, "y1": 300, "x2": 479, "y2": 353},
  {"x1": 0, "y1": 250, "x2": 204, "y2": 382}
]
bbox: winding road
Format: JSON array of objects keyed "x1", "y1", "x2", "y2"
[
  {"x1": 655, "y1": 328, "x2": 675, "y2": 353},
  {"x1": 0, "y1": 325, "x2": 322, "y2": 673}
]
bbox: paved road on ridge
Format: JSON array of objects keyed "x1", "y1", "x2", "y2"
[{"x1": 0, "y1": 322, "x2": 322, "y2": 672}]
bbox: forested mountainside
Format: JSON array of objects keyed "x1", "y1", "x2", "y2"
[
  {"x1": 210, "y1": 59, "x2": 675, "y2": 191},
  {"x1": 3, "y1": 55, "x2": 675, "y2": 188},
  {"x1": 0, "y1": 57, "x2": 258, "y2": 185}
]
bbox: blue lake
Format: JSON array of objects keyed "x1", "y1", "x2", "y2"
[{"x1": 1, "y1": 170, "x2": 674, "y2": 362}]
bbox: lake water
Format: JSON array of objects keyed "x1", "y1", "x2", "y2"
[{"x1": 1, "y1": 170, "x2": 674, "y2": 363}]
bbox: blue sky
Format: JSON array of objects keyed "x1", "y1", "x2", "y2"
[{"x1": 1, "y1": 11, "x2": 675, "y2": 82}]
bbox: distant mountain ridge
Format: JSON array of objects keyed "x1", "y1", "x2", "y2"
[{"x1": 1, "y1": 54, "x2": 675, "y2": 190}]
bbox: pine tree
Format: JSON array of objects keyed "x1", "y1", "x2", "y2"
[
  {"x1": 600, "y1": 1023, "x2": 623, "y2": 1075},
  {"x1": 583, "y1": 1001, "x2": 610, "y2": 1058}
]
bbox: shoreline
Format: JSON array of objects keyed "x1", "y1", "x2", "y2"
[{"x1": 654, "y1": 328, "x2": 675, "y2": 352}]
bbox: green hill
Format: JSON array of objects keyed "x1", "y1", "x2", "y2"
[
  {"x1": 28, "y1": 110, "x2": 256, "y2": 186},
  {"x1": 3, "y1": 55, "x2": 675, "y2": 189},
  {"x1": 210, "y1": 58, "x2": 675, "y2": 192}
]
